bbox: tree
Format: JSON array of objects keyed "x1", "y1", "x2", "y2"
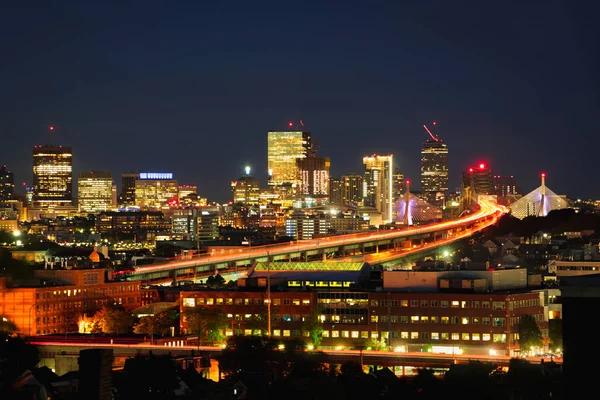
[
  {"x1": 133, "y1": 309, "x2": 179, "y2": 336},
  {"x1": 94, "y1": 305, "x2": 135, "y2": 335},
  {"x1": 517, "y1": 314, "x2": 543, "y2": 354},
  {"x1": 184, "y1": 307, "x2": 228, "y2": 345},
  {"x1": 301, "y1": 310, "x2": 324, "y2": 347},
  {"x1": 206, "y1": 274, "x2": 226, "y2": 288},
  {"x1": 0, "y1": 316, "x2": 16, "y2": 334},
  {"x1": 548, "y1": 319, "x2": 562, "y2": 351}
]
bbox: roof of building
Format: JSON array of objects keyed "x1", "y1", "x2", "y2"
[
  {"x1": 253, "y1": 261, "x2": 366, "y2": 272},
  {"x1": 131, "y1": 301, "x2": 179, "y2": 316},
  {"x1": 248, "y1": 261, "x2": 369, "y2": 282}
]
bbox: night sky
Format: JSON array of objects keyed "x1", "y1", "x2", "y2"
[{"x1": 1, "y1": 2, "x2": 598, "y2": 203}]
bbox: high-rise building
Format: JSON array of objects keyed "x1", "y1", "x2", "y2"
[
  {"x1": 267, "y1": 130, "x2": 312, "y2": 189},
  {"x1": 0, "y1": 165, "x2": 14, "y2": 201},
  {"x1": 392, "y1": 167, "x2": 404, "y2": 203},
  {"x1": 329, "y1": 177, "x2": 343, "y2": 206},
  {"x1": 121, "y1": 173, "x2": 138, "y2": 206},
  {"x1": 297, "y1": 155, "x2": 330, "y2": 197},
  {"x1": 32, "y1": 145, "x2": 73, "y2": 208},
  {"x1": 493, "y1": 175, "x2": 519, "y2": 198},
  {"x1": 421, "y1": 139, "x2": 448, "y2": 207},
  {"x1": 461, "y1": 163, "x2": 494, "y2": 207},
  {"x1": 341, "y1": 174, "x2": 363, "y2": 206},
  {"x1": 134, "y1": 172, "x2": 178, "y2": 210},
  {"x1": 363, "y1": 154, "x2": 394, "y2": 223},
  {"x1": 231, "y1": 167, "x2": 261, "y2": 205},
  {"x1": 78, "y1": 171, "x2": 113, "y2": 213}
]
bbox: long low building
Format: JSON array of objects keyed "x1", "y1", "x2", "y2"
[{"x1": 179, "y1": 261, "x2": 549, "y2": 357}]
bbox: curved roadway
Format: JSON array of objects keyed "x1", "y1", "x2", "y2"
[{"x1": 135, "y1": 199, "x2": 507, "y2": 276}]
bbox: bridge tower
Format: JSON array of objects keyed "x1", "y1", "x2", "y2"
[
  {"x1": 538, "y1": 173, "x2": 547, "y2": 217},
  {"x1": 403, "y1": 180, "x2": 412, "y2": 226}
]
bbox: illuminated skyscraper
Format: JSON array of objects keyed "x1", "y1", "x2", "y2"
[
  {"x1": 363, "y1": 154, "x2": 393, "y2": 223},
  {"x1": 267, "y1": 130, "x2": 312, "y2": 189},
  {"x1": 0, "y1": 165, "x2": 14, "y2": 201},
  {"x1": 32, "y1": 145, "x2": 73, "y2": 208},
  {"x1": 297, "y1": 155, "x2": 330, "y2": 197},
  {"x1": 78, "y1": 171, "x2": 113, "y2": 213},
  {"x1": 134, "y1": 172, "x2": 179, "y2": 210},
  {"x1": 420, "y1": 139, "x2": 448, "y2": 207},
  {"x1": 341, "y1": 174, "x2": 363, "y2": 206},
  {"x1": 231, "y1": 167, "x2": 261, "y2": 205},
  {"x1": 493, "y1": 175, "x2": 519, "y2": 198}
]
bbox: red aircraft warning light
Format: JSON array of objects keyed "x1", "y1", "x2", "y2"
[
  {"x1": 49, "y1": 126, "x2": 54, "y2": 131},
  {"x1": 541, "y1": 173, "x2": 546, "y2": 178},
  {"x1": 469, "y1": 168, "x2": 474, "y2": 173},
  {"x1": 479, "y1": 163, "x2": 485, "y2": 169},
  {"x1": 288, "y1": 121, "x2": 293, "y2": 127}
]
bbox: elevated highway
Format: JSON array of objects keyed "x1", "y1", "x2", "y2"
[{"x1": 129, "y1": 199, "x2": 507, "y2": 283}]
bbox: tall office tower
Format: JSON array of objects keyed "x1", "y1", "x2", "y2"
[
  {"x1": 493, "y1": 175, "x2": 519, "y2": 198},
  {"x1": 231, "y1": 167, "x2": 261, "y2": 205},
  {"x1": 421, "y1": 138, "x2": 448, "y2": 207},
  {"x1": 392, "y1": 167, "x2": 404, "y2": 202},
  {"x1": 267, "y1": 129, "x2": 312, "y2": 190},
  {"x1": 134, "y1": 172, "x2": 179, "y2": 209},
  {"x1": 297, "y1": 155, "x2": 330, "y2": 197},
  {"x1": 462, "y1": 163, "x2": 494, "y2": 198},
  {"x1": 121, "y1": 173, "x2": 138, "y2": 206},
  {"x1": 341, "y1": 174, "x2": 363, "y2": 206},
  {"x1": 78, "y1": 171, "x2": 113, "y2": 213},
  {"x1": 32, "y1": 145, "x2": 73, "y2": 208},
  {"x1": 363, "y1": 154, "x2": 394, "y2": 223},
  {"x1": 111, "y1": 185, "x2": 118, "y2": 208},
  {"x1": 329, "y1": 177, "x2": 343, "y2": 206},
  {"x1": 0, "y1": 165, "x2": 14, "y2": 200}
]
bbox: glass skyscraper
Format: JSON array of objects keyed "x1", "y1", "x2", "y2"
[
  {"x1": 267, "y1": 131, "x2": 312, "y2": 189},
  {"x1": 32, "y1": 145, "x2": 73, "y2": 208},
  {"x1": 420, "y1": 140, "x2": 448, "y2": 206},
  {"x1": 363, "y1": 154, "x2": 394, "y2": 223},
  {"x1": 78, "y1": 171, "x2": 113, "y2": 213}
]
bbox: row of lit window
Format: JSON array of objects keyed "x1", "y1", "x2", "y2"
[
  {"x1": 319, "y1": 330, "x2": 506, "y2": 343},
  {"x1": 370, "y1": 315, "x2": 505, "y2": 326},
  {"x1": 182, "y1": 297, "x2": 311, "y2": 307},
  {"x1": 370, "y1": 299, "x2": 511, "y2": 310}
]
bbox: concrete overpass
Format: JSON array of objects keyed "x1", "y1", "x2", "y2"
[
  {"x1": 33, "y1": 340, "x2": 553, "y2": 376},
  {"x1": 128, "y1": 199, "x2": 506, "y2": 284}
]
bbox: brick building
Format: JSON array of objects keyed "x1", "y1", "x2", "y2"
[
  {"x1": 0, "y1": 269, "x2": 141, "y2": 335},
  {"x1": 179, "y1": 287, "x2": 546, "y2": 356}
]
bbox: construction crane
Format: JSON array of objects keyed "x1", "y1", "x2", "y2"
[{"x1": 423, "y1": 122, "x2": 440, "y2": 142}]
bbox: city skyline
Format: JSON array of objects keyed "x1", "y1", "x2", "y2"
[{"x1": 0, "y1": 2, "x2": 597, "y2": 202}]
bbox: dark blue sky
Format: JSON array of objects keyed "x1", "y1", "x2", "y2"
[{"x1": 1, "y1": 1, "x2": 598, "y2": 202}]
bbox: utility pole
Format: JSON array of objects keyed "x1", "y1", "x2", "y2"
[{"x1": 267, "y1": 256, "x2": 271, "y2": 336}]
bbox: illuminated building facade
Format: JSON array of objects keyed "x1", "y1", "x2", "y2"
[
  {"x1": 420, "y1": 140, "x2": 448, "y2": 207},
  {"x1": 32, "y1": 145, "x2": 73, "y2": 208},
  {"x1": 363, "y1": 155, "x2": 394, "y2": 223},
  {"x1": 285, "y1": 212, "x2": 331, "y2": 240},
  {"x1": 134, "y1": 172, "x2": 178, "y2": 210},
  {"x1": 329, "y1": 178, "x2": 343, "y2": 206},
  {"x1": 341, "y1": 174, "x2": 363, "y2": 206},
  {"x1": 267, "y1": 131, "x2": 312, "y2": 189},
  {"x1": 0, "y1": 269, "x2": 141, "y2": 335},
  {"x1": 0, "y1": 165, "x2": 14, "y2": 200},
  {"x1": 178, "y1": 185, "x2": 197, "y2": 202},
  {"x1": 392, "y1": 167, "x2": 404, "y2": 203},
  {"x1": 78, "y1": 171, "x2": 113, "y2": 213},
  {"x1": 297, "y1": 155, "x2": 330, "y2": 197},
  {"x1": 172, "y1": 208, "x2": 199, "y2": 239},
  {"x1": 120, "y1": 172, "x2": 138, "y2": 206},
  {"x1": 197, "y1": 206, "x2": 220, "y2": 242},
  {"x1": 179, "y1": 286, "x2": 546, "y2": 356},
  {"x1": 231, "y1": 171, "x2": 261, "y2": 206},
  {"x1": 95, "y1": 211, "x2": 171, "y2": 235}
]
